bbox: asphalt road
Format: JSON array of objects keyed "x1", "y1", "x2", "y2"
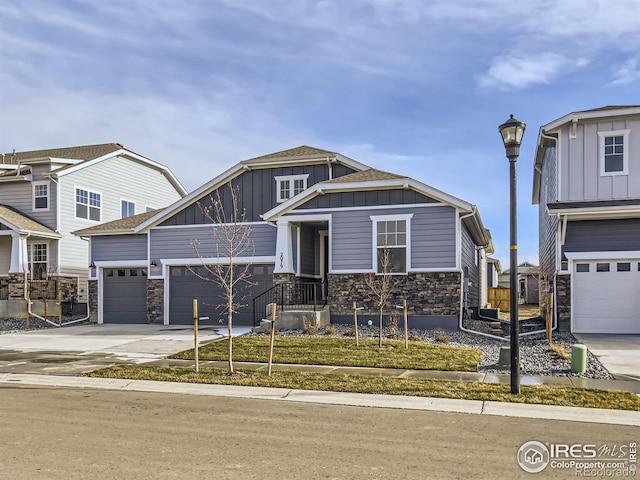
[{"x1": 1, "y1": 386, "x2": 636, "y2": 480}]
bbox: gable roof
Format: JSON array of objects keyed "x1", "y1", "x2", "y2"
[
  {"x1": 532, "y1": 105, "x2": 640, "y2": 204},
  {"x1": 73, "y1": 209, "x2": 162, "y2": 236},
  {"x1": 0, "y1": 143, "x2": 187, "y2": 196},
  {"x1": 322, "y1": 168, "x2": 406, "y2": 183},
  {"x1": 134, "y1": 145, "x2": 369, "y2": 232},
  {"x1": 0, "y1": 205, "x2": 60, "y2": 237},
  {"x1": 1, "y1": 143, "x2": 123, "y2": 164}
]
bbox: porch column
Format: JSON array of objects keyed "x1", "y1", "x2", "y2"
[
  {"x1": 9, "y1": 233, "x2": 28, "y2": 274},
  {"x1": 273, "y1": 219, "x2": 294, "y2": 274}
]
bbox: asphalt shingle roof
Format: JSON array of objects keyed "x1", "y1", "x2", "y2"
[
  {"x1": 1, "y1": 143, "x2": 124, "y2": 164},
  {"x1": 0, "y1": 205, "x2": 58, "y2": 236},
  {"x1": 73, "y1": 209, "x2": 161, "y2": 236},
  {"x1": 321, "y1": 168, "x2": 407, "y2": 184},
  {"x1": 244, "y1": 145, "x2": 338, "y2": 163}
]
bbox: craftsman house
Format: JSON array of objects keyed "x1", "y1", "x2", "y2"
[
  {"x1": 533, "y1": 106, "x2": 640, "y2": 333},
  {"x1": 75, "y1": 146, "x2": 493, "y2": 330},
  {"x1": 0, "y1": 144, "x2": 186, "y2": 316}
]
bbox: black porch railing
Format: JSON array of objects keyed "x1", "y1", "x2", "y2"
[{"x1": 253, "y1": 280, "x2": 327, "y2": 326}]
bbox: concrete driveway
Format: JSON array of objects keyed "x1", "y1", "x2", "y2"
[
  {"x1": 574, "y1": 334, "x2": 640, "y2": 381},
  {"x1": 0, "y1": 324, "x2": 227, "y2": 357}
]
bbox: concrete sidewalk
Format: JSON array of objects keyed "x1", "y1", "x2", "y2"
[{"x1": 0, "y1": 371, "x2": 638, "y2": 427}]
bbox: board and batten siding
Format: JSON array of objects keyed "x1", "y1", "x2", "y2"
[
  {"x1": 559, "y1": 117, "x2": 640, "y2": 202},
  {"x1": 159, "y1": 164, "x2": 358, "y2": 225},
  {"x1": 149, "y1": 223, "x2": 276, "y2": 261},
  {"x1": 562, "y1": 219, "x2": 640, "y2": 257},
  {"x1": 91, "y1": 235, "x2": 148, "y2": 262},
  {"x1": 330, "y1": 205, "x2": 456, "y2": 271},
  {"x1": 298, "y1": 189, "x2": 437, "y2": 210}
]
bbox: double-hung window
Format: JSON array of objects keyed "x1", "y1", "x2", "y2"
[
  {"x1": 370, "y1": 214, "x2": 413, "y2": 274},
  {"x1": 76, "y1": 188, "x2": 101, "y2": 221},
  {"x1": 275, "y1": 175, "x2": 309, "y2": 203},
  {"x1": 28, "y1": 243, "x2": 48, "y2": 280},
  {"x1": 598, "y1": 130, "x2": 630, "y2": 175},
  {"x1": 121, "y1": 200, "x2": 135, "y2": 218},
  {"x1": 33, "y1": 181, "x2": 50, "y2": 210}
]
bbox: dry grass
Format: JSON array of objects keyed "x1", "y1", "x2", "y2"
[
  {"x1": 549, "y1": 343, "x2": 572, "y2": 360},
  {"x1": 170, "y1": 337, "x2": 482, "y2": 372},
  {"x1": 85, "y1": 365, "x2": 640, "y2": 411}
]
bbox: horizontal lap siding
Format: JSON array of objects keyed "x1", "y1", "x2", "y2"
[
  {"x1": 150, "y1": 223, "x2": 276, "y2": 260},
  {"x1": 563, "y1": 219, "x2": 640, "y2": 256},
  {"x1": 0, "y1": 180, "x2": 57, "y2": 229},
  {"x1": 331, "y1": 205, "x2": 456, "y2": 271},
  {"x1": 92, "y1": 235, "x2": 147, "y2": 261}
]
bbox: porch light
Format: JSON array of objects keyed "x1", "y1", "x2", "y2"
[{"x1": 499, "y1": 114, "x2": 526, "y2": 395}]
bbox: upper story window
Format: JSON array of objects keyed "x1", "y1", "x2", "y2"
[
  {"x1": 598, "y1": 130, "x2": 630, "y2": 175},
  {"x1": 76, "y1": 187, "x2": 101, "y2": 221},
  {"x1": 121, "y1": 200, "x2": 135, "y2": 218},
  {"x1": 33, "y1": 181, "x2": 50, "y2": 211},
  {"x1": 275, "y1": 174, "x2": 309, "y2": 203},
  {"x1": 370, "y1": 214, "x2": 413, "y2": 275}
]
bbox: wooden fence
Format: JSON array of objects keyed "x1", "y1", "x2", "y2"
[{"x1": 488, "y1": 287, "x2": 510, "y2": 312}]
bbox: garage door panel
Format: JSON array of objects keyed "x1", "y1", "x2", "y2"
[
  {"x1": 169, "y1": 265, "x2": 273, "y2": 326},
  {"x1": 103, "y1": 268, "x2": 148, "y2": 324},
  {"x1": 573, "y1": 259, "x2": 640, "y2": 334}
]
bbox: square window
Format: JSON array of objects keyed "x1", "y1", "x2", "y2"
[
  {"x1": 599, "y1": 131, "x2": 629, "y2": 175},
  {"x1": 76, "y1": 188, "x2": 101, "y2": 221},
  {"x1": 596, "y1": 263, "x2": 610, "y2": 272},
  {"x1": 117, "y1": 269, "x2": 126, "y2": 277},
  {"x1": 576, "y1": 263, "x2": 589, "y2": 273},
  {"x1": 617, "y1": 262, "x2": 631, "y2": 272}
]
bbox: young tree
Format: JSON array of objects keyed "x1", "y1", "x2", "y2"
[
  {"x1": 190, "y1": 182, "x2": 254, "y2": 374},
  {"x1": 365, "y1": 246, "x2": 396, "y2": 348}
]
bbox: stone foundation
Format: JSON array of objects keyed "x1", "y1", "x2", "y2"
[
  {"x1": 327, "y1": 272, "x2": 462, "y2": 329},
  {"x1": 555, "y1": 274, "x2": 571, "y2": 332},
  {"x1": 147, "y1": 279, "x2": 164, "y2": 324},
  {"x1": 88, "y1": 280, "x2": 98, "y2": 321}
]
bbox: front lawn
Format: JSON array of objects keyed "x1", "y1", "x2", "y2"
[
  {"x1": 85, "y1": 365, "x2": 640, "y2": 411},
  {"x1": 169, "y1": 337, "x2": 482, "y2": 372}
]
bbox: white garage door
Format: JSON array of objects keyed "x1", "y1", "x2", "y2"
[{"x1": 572, "y1": 259, "x2": 640, "y2": 334}]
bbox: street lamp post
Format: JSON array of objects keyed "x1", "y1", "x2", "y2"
[{"x1": 499, "y1": 114, "x2": 526, "y2": 395}]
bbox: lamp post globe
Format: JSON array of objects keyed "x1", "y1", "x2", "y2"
[{"x1": 499, "y1": 114, "x2": 525, "y2": 395}]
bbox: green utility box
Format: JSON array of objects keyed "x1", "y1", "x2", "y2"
[{"x1": 571, "y1": 344, "x2": 587, "y2": 373}]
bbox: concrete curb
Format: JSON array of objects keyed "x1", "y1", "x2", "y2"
[{"x1": 1, "y1": 372, "x2": 638, "y2": 427}]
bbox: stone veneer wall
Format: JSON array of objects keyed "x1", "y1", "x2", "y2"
[
  {"x1": 555, "y1": 274, "x2": 571, "y2": 332},
  {"x1": 147, "y1": 279, "x2": 165, "y2": 324},
  {"x1": 328, "y1": 272, "x2": 462, "y2": 317},
  {"x1": 7, "y1": 273, "x2": 25, "y2": 300},
  {"x1": 88, "y1": 280, "x2": 98, "y2": 321}
]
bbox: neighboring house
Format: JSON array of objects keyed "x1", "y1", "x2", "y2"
[
  {"x1": 532, "y1": 105, "x2": 640, "y2": 334},
  {"x1": 75, "y1": 146, "x2": 493, "y2": 330},
  {"x1": 498, "y1": 261, "x2": 539, "y2": 304},
  {"x1": 487, "y1": 257, "x2": 502, "y2": 288},
  {"x1": 0, "y1": 144, "x2": 186, "y2": 315}
]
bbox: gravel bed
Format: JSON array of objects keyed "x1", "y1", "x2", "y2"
[
  {"x1": 0, "y1": 317, "x2": 90, "y2": 334},
  {"x1": 268, "y1": 323, "x2": 614, "y2": 380}
]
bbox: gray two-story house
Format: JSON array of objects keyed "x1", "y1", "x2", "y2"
[
  {"x1": 533, "y1": 106, "x2": 640, "y2": 334},
  {"x1": 76, "y1": 146, "x2": 493, "y2": 330},
  {"x1": 0, "y1": 144, "x2": 186, "y2": 316}
]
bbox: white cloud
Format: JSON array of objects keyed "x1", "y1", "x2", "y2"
[
  {"x1": 608, "y1": 58, "x2": 640, "y2": 86},
  {"x1": 477, "y1": 53, "x2": 589, "y2": 91}
]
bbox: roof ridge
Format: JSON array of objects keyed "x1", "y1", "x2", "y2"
[{"x1": 244, "y1": 145, "x2": 338, "y2": 163}]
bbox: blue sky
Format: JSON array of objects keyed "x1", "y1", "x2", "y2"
[{"x1": 1, "y1": 0, "x2": 639, "y2": 267}]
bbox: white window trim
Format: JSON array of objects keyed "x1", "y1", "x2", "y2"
[
  {"x1": 32, "y1": 180, "x2": 51, "y2": 211},
  {"x1": 598, "y1": 129, "x2": 630, "y2": 176},
  {"x1": 275, "y1": 174, "x2": 309, "y2": 203},
  {"x1": 121, "y1": 198, "x2": 136, "y2": 219},
  {"x1": 75, "y1": 186, "x2": 102, "y2": 222},
  {"x1": 27, "y1": 241, "x2": 50, "y2": 279},
  {"x1": 370, "y1": 213, "x2": 413, "y2": 275}
]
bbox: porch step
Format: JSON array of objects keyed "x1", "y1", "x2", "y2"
[{"x1": 253, "y1": 307, "x2": 330, "y2": 334}]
